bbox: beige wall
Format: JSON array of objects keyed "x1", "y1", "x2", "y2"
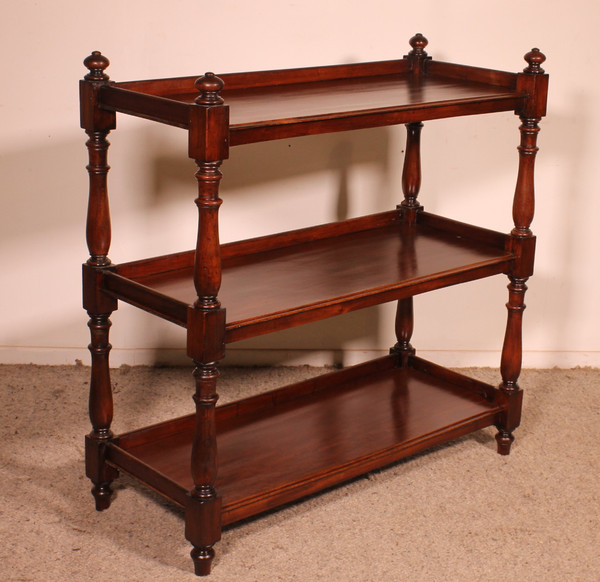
[{"x1": 2, "y1": 1, "x2": 599, "y2": 367}]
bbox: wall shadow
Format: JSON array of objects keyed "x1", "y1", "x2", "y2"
[
  {"x1": 139, "y1": 126, "x2": 395, "y2": 365},
  {"x1": 146, "y1": 125, "x2": 392, "y2": 213},
  {"x1": 0, "y1": 97, "x2": 586, "y2": 367}
]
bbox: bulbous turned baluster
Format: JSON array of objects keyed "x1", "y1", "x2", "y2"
[
  {"x1": 511, "y1": 116, "x2": 540, "y2": 239},
  {"x1": 193, "y1": 160, "x2": 223, "y2": 309},
  {"x1": 496, "y1": 277, "x2": 527, "y2": 454},
  {"x1": 511, "y1": 47, "x2": 546, "y2": 241},
  {"x1": 191, "y1": 71, "x2": 226, "y2": 309},
  {"x1": 85, "y1": 129, "x2": 112, "y2": 266},
  {"x1": 86, "y1": 312, "x2": 118, "y2": 509},
  {"x1": 82, "y1": 52, "x2": 113, "y2": 267},
  {"x1": 186, "y1": 362, "x2": 222, "y2": 576},
  {"x1": 81, "y1": 51, "x2": 118, "y2": 506},
  {"x1": 391, "y1": 298, "x2": 416, "y2": 365},
  {"x1": 185, "y1": 73, "x2": 227, "y2": 575},
  {"x1": 500, "y1": 278, "x2": 528, "y2": 392},
  {"x1": 392, "y1": 119, "x2": 424, "y2": 363},
  {"x1": 400, "y1": 121, "x2": 424, "y2": 221},
  {"x1": 186, "y1": 163, "x2": 224, "y2": 573},
  {"x1": 496, "y1": 47, "x2": 547, "y2": 454}
]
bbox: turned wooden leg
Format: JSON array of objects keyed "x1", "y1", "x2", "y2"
[
  {"x1": 185, "y1": 362, "x2": 222, "y2": 576},
  {"x1": 81, "y1": 65, "x2": 119, "y2": 506},
  {"x1": 391, "y1": 297, "x2": 416, "y2": 366},
  {"x1": 184, "y1": 74, "x2": 228, "y2": 575},
  {"x1": 186, "y1": 168, "x2": 223, "y2": 574},
  {"x1": 86, "y1": 311, "x2": 118, "y2": 509},
  {"x1": 495, "y1": 277, "x2": 527, "y2": 455},
  {"x1": 494, "y1": 90, "x2": 545, "y2": 454},
  {"x1": 495, "y1": 430, "x2": 515, "y2": 456},
  {"x1": 190, "y1": 545, "x2": 216, "y2": 576}
]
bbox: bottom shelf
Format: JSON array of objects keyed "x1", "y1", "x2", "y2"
[{"x1": 108, "y1": 356, "x2": 503, "y2": 525}]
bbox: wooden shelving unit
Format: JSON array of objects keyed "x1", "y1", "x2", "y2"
[{"x1": 80, "y1": 34, "x2": 548, "y2": 575}]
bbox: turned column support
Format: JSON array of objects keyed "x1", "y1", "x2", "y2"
[
  {"x1": 186, "y1": 162, "x2": 225, "y2": 573},
  {"x1": 391, "y1": 298, "x2": 416, "y2": 365},
  {"x1": 85, "y1": 311, "x2": 118, "y2": 509},
  {"x1": 184, "y1": 72, "x2": 229, "y2": 576},
  {"x1": 186, "y1": 158, "x2": 225, "y2": 572},
  {"x1": 81, "y1": 52, "x2": 119, "y2": 508},
  {"x1": 496, "y1": 48, "x2": 547, "y2": 455},
  {"x1": 192, "y1": 160, "x2": 223, "y2": 309},
  {"x1": 85, "y1": 128, "x2": 112, "y2": 267},
  {"x1": 81, "y1": 51, "x2": 116, "y2": 267},
  {"x1": 185, "y1": 362, "x2": 222, "y2": 576},
  {"x1": 392, "y1": 119, "x2": 424, "y2": 363},
  {"x1": 400, "y1": 121, "x2": 424, "y2": 223}
]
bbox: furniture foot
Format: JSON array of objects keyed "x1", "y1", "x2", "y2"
[
  {"x1": 185, "y1": 490, "x2": 221, "y2": 577},
  {"x1": 495, "y1": 429, "x2": 515, "y2": 455},
  {"x1": 85, "y1": 311, "x2": 118, "y2": 511},
  {"x1": 85, "y1": 432, "x2": 118, "y2": 511},
  {"x1": 185, "y1": 362, "x2": 222, "y2": 576},
  {"x1": 190, "y1": 546, "x2": 215, "y2": 576},
  {"x1": 91, "y1": 481, "x2": 114, "y2": 511}
]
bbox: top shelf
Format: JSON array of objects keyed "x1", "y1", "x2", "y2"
[{"x1": 96, "y1": 54, "x2": 530, "y2": 145}]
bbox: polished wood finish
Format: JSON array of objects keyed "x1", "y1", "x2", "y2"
[
  {"x1": 393, "y1": 115, "x2": 424, "y2": 362},
  {"x1": 102, "y1": 212, "x2": 514, "y2": 340},
  {"x1": 496, "y1": 48, "x2": 547, "y2": 453},
  {"x1": 81, "y1": 53, "x2": 119, "y2": 511},
  {"x1": 98, "y1": 38, "x2": 526, "y2": 146},
  {"x1": 102, "y1": 75, "x2": 525, "y2": 145},
  {"x1": 110, "y1": 355, "x2": 503, "y2": 524},
  {"x1": 80, "y1": 35, "x2": 548, "y2": 575}
]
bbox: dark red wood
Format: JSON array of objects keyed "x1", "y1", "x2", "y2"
[
  {"x1": 392, "y1": 117, "x2": 425, "y2": 362},
  {"x1": 496, "y1": 49, "x2": 547, "y2": 454},
  {"x1": 110, "y1": 356, "x2": 503, "y2": 524},
  {"x1": 83, "y1": 130, "x2": 112, "y2": 267},
  {"x1": 405, "y1": 32, "x2": 431, "y2": 76},
  {"x1": 192, "y1": 162, "x2": 223, "y2": 307},
  {"x1": 181, "y1": 74, "x2": 230, "y2": 574},
  {"x1": 98, "y1": 64, "x2": 525, "y2": 144},
  {"x1": 189, "y1": 74, "x2": 229, "y2": 162},
  {"x1": 113, "y1": 58, "x2": 410, "y2": 95},
  {"x1": 81, "y1": 52, "x2": 119, "y2": 511},
  {"x1": 80, "y1": 36, "x2": 548, "y2": 575},
  {"x1": 80, "y1": 52, "x2": 116, "y2": 133},
  {"x1": 102, "y1": 213, "x2": 513, "y2": 340},
  {"x1": 85, "y1": 312, "x2": 118, "y2": 510},
  {"x1": 81, "y1": 52, "x2": 114, "y2": 268},
  {"x1": 400, "y1": 121, "x2": 424, "y2": 219},
  {"x1": 427, "y1": 61, "x2": 519, "y2": 88},
  {"x1": 99, "y1": 85, "x2": 190, "y2": 128},
  {"x1": 186, "y1": 363, "x2": 222, "y2": 576},
  {"x1": 187, "y1": 307, "x2": 226, "y2": 363}
]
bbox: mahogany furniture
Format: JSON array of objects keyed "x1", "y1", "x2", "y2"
[{"x1": 80, "y1": 34, "x2": 548, "y2": 576}]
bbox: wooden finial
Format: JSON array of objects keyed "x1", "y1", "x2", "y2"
[
  {"x1": 408, "y1": 33, "x2": 429, "y2": 57},
  {"x1": 523, "y1": 48, "x2": 546, "y2": 74},
  {"x1": 195, "y1": 72, "x2": 225, "y2": 105},
  {"x1": 84, "y1": 51, "x2": 110, "y2": 81}
]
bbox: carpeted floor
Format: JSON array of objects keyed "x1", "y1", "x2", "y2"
[{"x1": 1, "y1": 364, "x2": 598, "y2": 581}]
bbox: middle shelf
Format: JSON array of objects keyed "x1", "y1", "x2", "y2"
[{"x1": 102, "y1": 210, "x2": 513, "y2": 342}]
